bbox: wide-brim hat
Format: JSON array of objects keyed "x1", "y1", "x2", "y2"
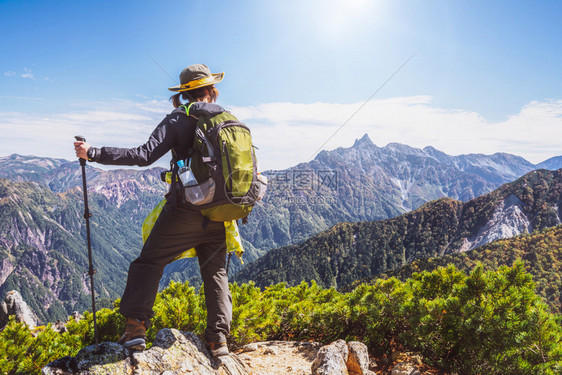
[{"x1": 168, "y1": 64, "x2": 224, "y2": 92}]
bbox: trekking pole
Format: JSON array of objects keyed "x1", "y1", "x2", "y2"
[{"x1": 75, "y1": 135, "x2": 99, "y2": 345}]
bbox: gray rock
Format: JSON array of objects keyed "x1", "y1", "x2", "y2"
[
  {"x1": 70, "y1": 312, "x2": 83, "y2": 322},
  {"x1": 42, "y1": 328, "x2": 250, "y2": 375},
  {"x1": 241, "y1": 343, "x2": 259, "y2": 352},
  {"x1": 42, "y1": 342, "x2": 132, "y2": 375},
  {"x1": 263, "y1": 346, "x2": 279, "y2": 355},
  {"x1": 298, "y1": 341, "x2": 321, "y2": 350},
  {"x1": 311, "y1": 343, "x2": 349, "y2": 375},
  {"x1": 214, "y1": 354, "x2": 248, "y2": 374},
  {"x1": 392, "y1": 361, "x2": 421, "y2": 375},
  {"x1": 52, "y1": 320, "x2": 67, "y2": 334},
  {"x1": 346, "y1": 341, "x2": 372, "y2": 375},
  {"x1": 0, "y1": 290, "x2": 39, "y2": 329},
  {"x1": 333, "y1": 339, "x2": 349, "y2": 362}
]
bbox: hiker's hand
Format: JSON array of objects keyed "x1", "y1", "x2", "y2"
[{"x1": 74, "y1": 141, "x2": 91, "y2": 160}]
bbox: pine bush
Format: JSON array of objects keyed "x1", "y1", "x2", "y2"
[{"x1": 0, "y1": 263, "x2": 560, "y2": 374}]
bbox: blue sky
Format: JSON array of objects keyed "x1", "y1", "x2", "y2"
[{"x1": 1, "y1": 0, "x2": 561, "y2": 170}]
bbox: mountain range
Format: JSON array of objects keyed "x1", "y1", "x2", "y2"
[
  {"x1": 234, "y1": 169, "x2": 562, "y2": 290},
  {"x1": 0, "y1": 138, "x2": 560, "y2": 322}
]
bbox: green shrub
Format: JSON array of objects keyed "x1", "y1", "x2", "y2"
[
  {"x1": 348, "y1": 277, "x2": 412, "y2": 355},
  {"x1": 0, "y1": 317, "x2": 82, "y2": 375},
  {"x1": 1, "y1": 263, "x2": 560, "y2": 375},
  {"x1": 150, "y1": 280, "x2": 206, "y2": 342},
  {"x1": 405, "y1": 262, "x2": 562, "y2": 374}
]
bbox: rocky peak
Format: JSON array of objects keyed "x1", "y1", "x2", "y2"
[
  {"x1": 352, "y1": 133, "x2": 375, "y2": 148},
  {"x1": 0, "y1": 290, "x2": 39, "y2": 329},
  {"x1": 422, "y1": 145, "x2": 453, "y2": 161}
]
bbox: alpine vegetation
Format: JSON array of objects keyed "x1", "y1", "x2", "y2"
[{"x1": 1, "y1": 263, "x2": 561, "y2": 374}]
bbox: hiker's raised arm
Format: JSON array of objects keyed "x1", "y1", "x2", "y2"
[{"x1": 87, "y1": 116, "x2": 175, "y2": 167}]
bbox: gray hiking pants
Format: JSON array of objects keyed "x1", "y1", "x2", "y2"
[{"x1": 119, "y1": 201, "x2": 232, "y2": 343}]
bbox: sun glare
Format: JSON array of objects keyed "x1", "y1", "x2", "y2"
[{"x1": 311, "y1": 0, "x2": 384, "y2": 40}]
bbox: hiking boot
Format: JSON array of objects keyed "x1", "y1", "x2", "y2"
[
  {"x1": 118, "y1": 318, "x2": 147, "y2": 350},
  {"x1": 207, "y1": 342, "x2": 229, "y2": 357}
]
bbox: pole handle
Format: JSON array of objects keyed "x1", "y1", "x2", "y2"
[{"x1": 75, "y1": 136, "x2": 87, "y2": 166}]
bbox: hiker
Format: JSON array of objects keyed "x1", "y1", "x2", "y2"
[{"x1": 74, "y1": 64, "x2": 234, "y2": 356}]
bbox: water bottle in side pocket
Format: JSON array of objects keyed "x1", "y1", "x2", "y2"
[{"x1": 177, "y1": 160, "x2": 205, "y2": 204}]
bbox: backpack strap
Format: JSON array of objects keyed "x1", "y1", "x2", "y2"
[
  {"x1": 194, "y1": 127, "x2": 215, "y2": 163},
  {"x1": 180, "y1": 103, "x2": 197, "y2": 118}
]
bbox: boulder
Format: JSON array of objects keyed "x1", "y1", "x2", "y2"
[
  {"x1": 312, "y1": 340, "x2": 378, "y2": 375},
  {"x1": 52, "y1": 320, "x2": 67, "y2": 334},
  {"x1": 312, "y1": 343, "x2": 349, "y2": 375},
  {"x1": 241, "y1": 343, "x2": 259, "y2": 352},
  {"x1": 42, "y1": 328, "x2": 249, "y2": 375},
  {"x1": 263, "y1": 346, "x2": 278, "y2": 355},
  {"x1": 0, "y1": 290, "x2": 39, "y2": 329},
  {"x1": 346, "y1": 341, "x2": 372, "y2": 375},
  {"x1": 333, "y1": 339, "x2": 349, "y2": 362}
]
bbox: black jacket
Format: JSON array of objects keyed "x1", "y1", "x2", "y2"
[
  {"x1": 87, "y1": 102, "x2": 225, "y2": 167},
  {"x1": 86, "y1": 102, "x2": 226, "y2": 206}
]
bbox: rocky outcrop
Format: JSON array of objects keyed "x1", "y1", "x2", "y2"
[
  {"x1": 464, "y1": 194, "x2": 533, "y2": 251},
  {"x1": 0, "y1": 290, "x2": 39, "y2": 329},
  {"x1": 312, "y1": 340, "x2": 375, "y2": 375},
  {"x1": 0, "y1": 258, "x2": 15, "y2": 286},
  {"x1": 42, "y1": 328, "x2": 249, "y2": 375}
]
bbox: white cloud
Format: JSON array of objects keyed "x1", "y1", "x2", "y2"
[
  {"x1": 4, "y1": 71, "x2": 16, "y2": 77},
  {"x1": 21, "y1": 68, "x2": 35, "y2": 80},
  {"x1": 0, "y1": 97, "x2": 560, "y2": 172},
  {"x1": 230, "y1": 96, "x2": 562, "y2": 169},
  {"x1": 0, "y1": 99, "x2": 171, "y2": 168}
]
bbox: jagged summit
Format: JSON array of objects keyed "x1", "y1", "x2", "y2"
[
  {"x1": 423, "y1": 145, "x2": 448, "y2": 156},
  {"x1": 352, "y1": 133, "x2": 375, "y2": 147},
  {"x1": 383, "y1": 142, "x2": 428, "y2": 156}
]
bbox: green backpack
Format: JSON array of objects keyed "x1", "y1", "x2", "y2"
[{"x1": 174, "y1": 103, "x2": 267, "y2": 222}]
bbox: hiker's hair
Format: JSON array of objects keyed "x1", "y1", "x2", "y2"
[{"x1": 170, "y1": 85, "x2": 219, "y2": 108}]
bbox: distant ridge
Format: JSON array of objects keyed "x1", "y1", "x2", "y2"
[
  {"x1": 1, "y1": 143, "x2": 561, "y2": 321},
  {"x1": 536, "y1": 155, "x2": 562, "y2": 170},
  {"x1": 235, "y1": 169, "x2": 562, "y2": 290}
]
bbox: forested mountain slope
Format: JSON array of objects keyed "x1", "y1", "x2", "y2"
[
  {"x1": 371, "y1": 225, "x2": 562, "y2": 314},
  {"x1": 235, "y1": 169, "x2": 562, "y2": 289}
]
